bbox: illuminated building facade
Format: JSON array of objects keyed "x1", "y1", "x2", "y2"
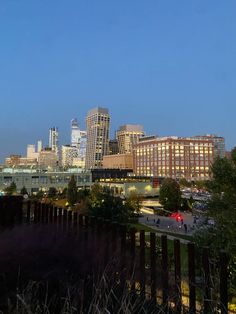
[
  {"x1": 116, "y1": 124, "x2": 145, "y2": 154},
  {"x1": 102, "y1": 153, "x2": 133, "y2": 170},
  {"x1": 133, "y1": 136, "x2": 214, "y2": 180},
  {"x1": 191, "y1": 134, "x2": 225, "y2": 158},
  {"x1": 85, "y1": 107, "x2": 110, "y2": 169}
]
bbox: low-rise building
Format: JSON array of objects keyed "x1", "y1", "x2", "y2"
[{"x1": 102, "y1": 153, "x2": 133, "y2": 170}]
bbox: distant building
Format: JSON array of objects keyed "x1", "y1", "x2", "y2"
[
  {"x1": 0, "y1": 168, "x2": 92, "y2": 195},
  {"x1": 109, "y1": 139, "x2": 119, "y2": 155},
  {"x1": 103, "y1": 153, "x2": 133, "y2": 170},
  {"x1": 37, "y1": 140, "x2": 43, "y2": 152},
  {"x1": 85, "y1": 107, "x2": 110, "y2": 169},
  {"x1": 71, "y1": 118, "x2": 81, "y2": 148},
  {"x1": 5, "y1": 155, "x2": 37, "y2": 167},
  {"x1": 133, "y1": 136, "x2": 214, "y2": 180},
  {"x1": 61, "y1": 145, "x2": 79, "y2": 168},
  {"x1": 70, "y1": 119, "x2": 87, "y2": 168},
  {"x1": 49, "y1": 127, "x2": 59, "y2": 155},
  {"x1": 116, "y1": 124, "x2": 145, "y2": 154},
  {"x1": 27, "y1": 144, "x2": 38, "y2": 160},
  {"x1": 38, "y1": 148, "x2": 58, "y2": 169},
  {"x1": 192, "y1": 134, "x2": 225, "y2": 158}
]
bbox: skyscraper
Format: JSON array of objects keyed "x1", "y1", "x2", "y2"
[
  {"x1": 71, "y1": 118, "x2": 81, "y2": 148},
  {"x1": 85, "y1": 107, "x2": 110, "y2": 169},
  {"x1": 49, "y1": 127, "x2": 59, "y2": 154}
]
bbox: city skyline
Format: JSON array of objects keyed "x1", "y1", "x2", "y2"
[{"x1": 0, "y1": 0, "x2": 236, "y2": 161}]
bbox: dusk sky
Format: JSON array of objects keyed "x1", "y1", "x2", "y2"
[{"x1": 0, "y1": 0, "x2": 235, "y2": 162}]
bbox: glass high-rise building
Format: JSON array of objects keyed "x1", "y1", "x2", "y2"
[
  {"x1": 85, "y1": 107, "x2": 110, "y2": 169},
  {"x1": 71, "y1": 118, "x2": 81, "y2": 148},
  {"x1": 49, "y1": 127, "x2": 59, "y2": 155}
]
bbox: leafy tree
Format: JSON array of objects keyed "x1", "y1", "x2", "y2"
[
  {"x1": 36, "y1": 190, "x2": 44, "y2": 200},
  {"x1": 159, "y1": 178, "x2": 181, "y2": 212},
  {"x1": 4, "y1": 182, "x2": 17, "y2": 195},
  {"x1": 194, "y1": 151, "x2": 236, "y2": 297},
  {"x1": 48, "y1": 187, "x2": 57, "y2": 199},
  {"x1": 88, "y1": 185, "x2": 135, "y2": 222},
  {"x1": 67, "y1": 175, "x2": 78, "y2": 206},
  {"x1": 179, "y1": 178, "x2": 191, "y2": 188},
  {"x1": 20, "y1": 186, "x2": 28, "y2": 195},
  {"x1": 125, "y1": 192, "x2": 142, "y2": 214}
]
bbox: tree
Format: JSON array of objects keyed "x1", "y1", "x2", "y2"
[
  {"x1": 179, "y1": 178, "x2": 191, "y2": 188},
  {"x1": 125, "y1": 192, "x2": 142, "y2": 214},
  {"x1": 36, "y1": 190, "x2": 44, "y2": 200},
  {"x1": 67, "y1": 175, "x2": 78, "y2": 206},
  {"x1": 20, "y1": 186, "x2": 28, "y2": 195},
  {"x1": 159, "y1": 178, "x2": 181, "y2": 212},
  {"x1": 4, "y1": 182, "x2": 17, "y2": 195},
  {"x1": 194, "y1": 151, "x2": 236, "y2": 297},
  {"x1": 88, "y1": 185, "x2": 135, "y2": 223},
  {"x1": 48, "y1": 187, "x2": 57, "y2": 199}
]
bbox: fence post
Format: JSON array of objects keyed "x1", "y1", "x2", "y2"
[
  {"x1": 49, "y1": 205, "x2": 53, "y2": 223},
  {"x1": 62, "y1": 209, "x2": 68, "y2": 231},
  {"x1": 188, "y1": 242, "x2": 196, "y2": 314},
  {"x1": 130, "y1": 227, "x2": 136, "y2": 294},
  {"x1": 45, "y1": 203, "x2": 49, "y2": 224},
  {"x1": 140, "y1": 230, "x2": 146, "y2": 300},
  {"x1": 26, "y1": 201, "x2": 31, "y2": 223},
  {"x1": 53, "y1": 206, "x2": 58, "y2": 223},
  {"x1": 174, "y1": 239, "x2": 181, "y2": 313},
  {"x1": 73, "y1": 211, "x2": 78, "y2": 229},
  {"x1": 220, "y1": 251, "x2": 229, "y2": 314},
  {"x1": 203, "y1": 247, "x2": 211, "y2": 314},
  {"x1": 120, "y1": 224, "x2": 127, "y2": 290},
  {"x1": 58, "y1": 208, "x2": 62, "y2": 225},
  {"x1": 161, "y1": 235, "x2": 168, "y2": 306},
  {"x1": 68, "y1": 210, "x2": 72, "y2": 229},
  {"x1": 33, "y1": 201, "x2": 38, "y2": 223},
  {"x1": 150, "y1": 232, "x2": 157, "y2": 305}
]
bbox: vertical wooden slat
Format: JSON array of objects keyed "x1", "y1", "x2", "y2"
[
  {"x1": 188, "y1": 242, "x2": 196, "y2": 314},
  {"x1": 45, "y1": 204, "x2": 49, "y2": 224},
  {"x1": 68, "y1": 210, "x2": 72, "y2": 229},
  {"x1": 203, "y1": 247, "x2": 211, "y2": 314},
  {"x1": 140, "y1": 230, "x2": 146, "y2": 300},
  {"x1": 220, "y1": 251, "x2": 229, "y2": 314},
  {"x1": 53, "y1": 206, "x2": 58, "y2": 223},
  {"x1": 49, "y1": 205, "x2": 53, "y2": 223},
  {"x1": 130, "y1": 228, "x2": 136, "y2": 294},
  {"x1": 161, "y1": 235, "x2": 168, "y2": 306},
  {"x1": 62, "y1": 209, "x2": 68, "y2": 230},
  {"x1": 26, "y1": 201, "x2": 31, "y2": 223},
  {"x1": 58, "y1": 208, "x2": 62, "y2": 225},
  {"x1": 150, "y1": 232, "x2": 157, "y2": 304},
  {"x1": 174, "y1": 239, "x2": 181, "y2": 313},
  {"x1": 73, "y1": 212, "x2": 78, "y2": 229},
  {"x1": 120, "y1": 225, "x2": 127, "y2": 289}
]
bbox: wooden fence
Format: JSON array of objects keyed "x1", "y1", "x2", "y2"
[{"x1": 0, "y1": 197, "x2": 230, "y2": 313}]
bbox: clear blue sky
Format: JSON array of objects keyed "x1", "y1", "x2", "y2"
[{"x1": 0, "y1": 0, "x2": 235, "y2": 161}]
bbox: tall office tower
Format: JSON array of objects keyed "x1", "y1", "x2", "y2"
[
  {"x1": 71, "y1": 118, "x2": 81, "y2": 148},
  {"x1": 116, "y1": 124, "x2": 145, "y2": 154},
  {"x1": 192, "y1": 134, "x2": 225, "y2": 158},
  {"x1": 37, "y1": 140, "x2": 43, "y2": 152},
  {"x1": 85, "y1": 107, "x2": 110, "y2": 169},
  {"x1": 49, "y1": 127, "x2": 59, "y2": 154}
]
